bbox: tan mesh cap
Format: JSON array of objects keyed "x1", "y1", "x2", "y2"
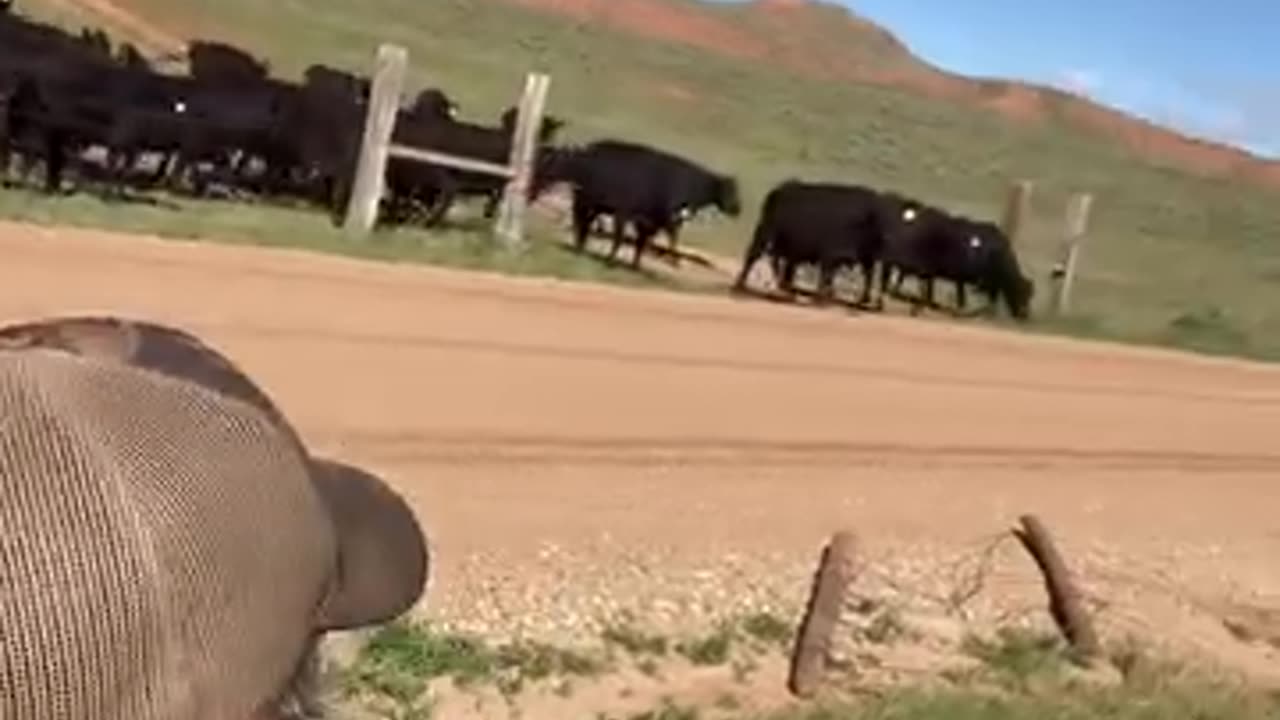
[{"x1": 0, "y1": 348, "x2": 338, "y2": 719}]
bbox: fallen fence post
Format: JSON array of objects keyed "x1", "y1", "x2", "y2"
[
  {"x1": 788, "y1": 530, "x2": 860, "y2": 698},
  {"x1": 1048, "y1": 193, "x2": 1093, "y2": 316},
  {"x1": 1012, "y1": 514, "x2": 1101, "y2": 665},
  {"x1": 343, "y1": 43, "x2": 407, "y2": 234},
  {"x1": 494, "y1": 72, "x2": 551, "y2": 248}
]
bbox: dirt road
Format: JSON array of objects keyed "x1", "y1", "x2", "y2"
[{"x1": 4, "y1": 220, "x2": 1280, "y2": 675}]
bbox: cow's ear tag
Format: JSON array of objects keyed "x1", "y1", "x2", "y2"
[
  {"x1": 969, "y1": 236, "x2": 982, "y2": 248},
  {"x1": 902, "y1": 208, "x2": 917, "y2": 222},
  {"x1": 174, "y1": 101, "x2": 187, "y2": 114}
]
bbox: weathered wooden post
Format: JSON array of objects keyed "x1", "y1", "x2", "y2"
[
  {"x1": 788, "y1": 530, "x2": 861, "y2": 698},
  {"x1": 1012, "y1": 514, "x2": 1101, "y2": 665},
  {"x1": 343, "y1": 43, "x2": 407, "y2": 234},
  {"x1": 1048, "y1": 193, "x2": 1093, "y2": 316},
  {"x1": 1001, "y1": 180, "x2": 1034, "y2": 247},
  {"x1": 493, "y1": 72, "x2": 551, "y2": 248}
]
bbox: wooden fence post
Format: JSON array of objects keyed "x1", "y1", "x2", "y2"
[
  {"x1": 788, "y1": 530, "x2": 860, "y2": 698},
  {"x1": 1012, "y1": 514, "x2": 1101, "y2": 665},
  {"x1": 343, "y1": 43, "x2": 407, "y2": 234},
  {"x1": 1001, "y1": 180, "x2": 1034, "y2": 247},
  {"x1": 1049, "y1": 193, "x2": 1093, "y2": 316},
  {"x1": 493, "y1": 72, "x2": 551, "y2": 248}
]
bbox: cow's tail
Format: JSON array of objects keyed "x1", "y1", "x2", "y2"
[{"x1": 733, "y1": 186, "x2": 781, "y2": 292}]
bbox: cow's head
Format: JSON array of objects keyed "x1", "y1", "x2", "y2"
[
  {"x1": 1007, "y1": 274, "x2": 1035, "y2": 321},
  {"x1": 501, "y1": 108, "x2": 566, "y2": 145},
  {"x1": 712, "y1": 174, "x2": 741, "y2": 217},
  {"x1": 528, "y1": 144, "x2": 580, "y2": 202},
  {"x1": 966, "y1": 220, "x2": 1034, "y2": 322},
  {"x1": 411, "y1": 88, "x2": 457, "y2": 121},
  {"x1": 539, "y1": 115, "x2": 566, "y2": 144}
]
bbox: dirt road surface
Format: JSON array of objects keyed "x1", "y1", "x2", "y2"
[{"x1": 5, "y1": 220, "x2": 1280, "y2": 681}]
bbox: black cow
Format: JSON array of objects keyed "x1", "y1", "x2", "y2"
[
  {"x1": 383, "y1": 111, "x2": 520, "y2": 227},
  {"x1": 451, "y1": 107, "x2": 565, "y2": 219},
  {"x1": 116, "y1": 42, "x2": 149, "y2": 71},
  {"x1": 879, "y1": 197, "x2": 1035, "y2": 321},
  {"x1": 406, "y1": 87, "x2": 457, "y2": 121},
  {"x1": 499, "y1": 106, "x2": 565, "y2": 145},
  {"x1": 537, "y1": 139, "x2": 740, "y2": 269},
  {"x1": 186, "y1": 40, "x2": 268, "y2": 86},
  {"x1": 303, "y1": 64, "x2": 370, "y2": 105},
  {"x1": 733, "y1": 180, "x2": 890, "y2": 307}
]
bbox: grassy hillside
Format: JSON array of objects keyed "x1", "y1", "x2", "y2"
[{"x1": 9, "y1": 0, "x2": 1280, "y2": 361}]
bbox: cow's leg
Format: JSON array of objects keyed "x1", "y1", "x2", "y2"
[
  {"x1": 815, "y1": 260, "x2": 838, "y2": 307},
  {"x1": 733, "y1": 217, "x2": 775, "y2": 293},
  {"x1": 0, "y1": 96, "x2": 11, "y2": 185},
  {"x1": 906, "y1": 275, "x2": 927, "y2": 317},
  {"x1": 570, "y1": 196, "x2": 596, "y2": 253},
  {"x1": 107, "y1": 146, "x2": 135, "y2": 200},
  {"x1": 778, "y1": 259, "x2": 798, "y2": 299},
  {"x1": 631, "y1": 222, "x2": 657, "y2": 270},
  {"x1": 857, "y1": 258, "x2": 878, "y2": 309},
  {"x1": 422, "y1": 175, "x2": 457, "y2": 228},
  {"x1": 918, "y1": 276, "x2": 939, "y2": 316},
  {"x1": 955, "y1": 281, "x2": 968, "y2": 315},
  {"x1": 893, "y1": 269, "x2": 909, "y2": 296},
  {"x1": 482, "y1": 188, "x2": 501, "y2": 219},
  {"x1": 877, "y1": 260, "x2": 894, "y2": 304},
  {"x1": 665, "y1": 221, "x2": 684, "y2": 268},
  {"x1": 607, "y1": 215, "x2": 630, "y2": 263},
  {"x1": 42, "y1": 130, "x2": 67, "y2": 195}
]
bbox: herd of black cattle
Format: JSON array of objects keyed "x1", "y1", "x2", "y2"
[{"x1": 0, "y1": 3, "x2": 1035, "y2": 321}]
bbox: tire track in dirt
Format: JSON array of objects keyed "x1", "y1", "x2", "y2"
[
  {"x1": 206, "y1": 320, "x2": 1280, "y2": 409},
  {"x1": 312, "y1": 428, "x2": 1280, "y2": 473}
]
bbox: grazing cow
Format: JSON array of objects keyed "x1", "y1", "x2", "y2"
[
  {"x1": 733, "y1": 180, "x2": 890, "y2": 307},
  {"x1": 879, "y1": 197, "x2": 1035, "y2": 321},
  {"x1": 537, "y1": 139, "x2": 740, "y2": 269}
]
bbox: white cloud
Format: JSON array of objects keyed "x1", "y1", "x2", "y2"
[{"x1": 1056, "y1": 68, "x2": 1103, "y2": 95}]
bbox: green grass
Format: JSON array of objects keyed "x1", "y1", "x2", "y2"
[
  {"x1": 675, "y1": 622, "x2": 738, "y2": 666},
  {"x1": 740, "y1": 612, "x2": 795, "y2": 651},
  {"x1": 627, "y1": 629, "x2": 1280, "y2": 720},
  {"x1": 342, "y1": 618, "x2": 1280, "y2": 720},
  {"x1": 0, "y1": 182, "x2": 691, "y2": 291},
  {"x1": 11, "y1": 0, "x2": 1280, "y2": 363},
  {"x1": 343, "y1": 618, "x2": 608, "y2": 710},
  {"x1": 603, "y1": 621, "x2": 674, "y2": 658}
]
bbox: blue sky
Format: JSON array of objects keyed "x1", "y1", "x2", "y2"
[{"x1": 765, "y1": 1, "x2": 1280, "y2": 157}]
